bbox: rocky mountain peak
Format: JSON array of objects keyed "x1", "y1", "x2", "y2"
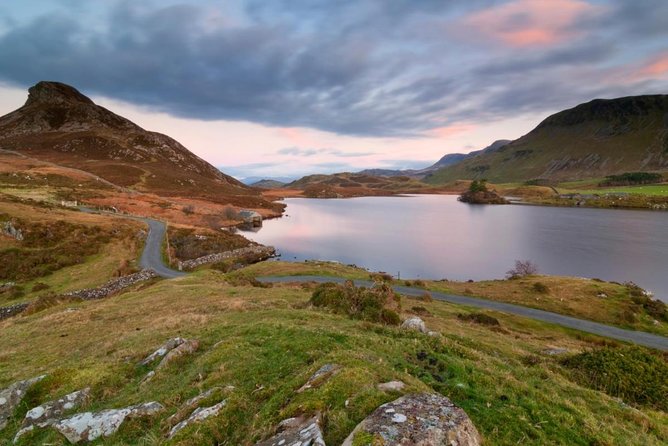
[{"x1": 25, "y1": 81, "x2": 95, "y2": 107}]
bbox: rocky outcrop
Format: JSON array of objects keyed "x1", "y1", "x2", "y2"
[
  {"x1": 0, "y1": 375, "x2": 47, "y2": 430},
  {"x1": 155, "y1": 339, "x2": 199, "y2": 370},
  {"x1": 64, "y1": 269, "x2": 157, "y2": 300},
  {"x1": 139, "y1": 337, "x2": 187, "y2": 366},
  {"x1": 1, "y1": 221, "x2": 23, "y2": 241},
  {"x1": 177, "y1": 245, "x2": 275, "y2": 271},
  {"x1": 342, "y1": 393, "x2": 481, "y2": 446},
  {"x1": 0, "y1": 303, "x2": 29, "y2": 321},
  {"x1": 13, "y1": 388, "x2": 90, "y2": 442},
  {"x1": 255, "y1": 414, "x2": 326, "y2": 446},
  {"x1": 298, "y1": 363, "x2": 341, "y2": 393},
  {"x1": 168, "y1": 399, "x2": 227, "y2": 439},
  {"x1": 401, "y1": 316, "x2": 427, "y2": 333},
  {"x1": 53, "y1": 402, "x2": 164, "y2": 443}
]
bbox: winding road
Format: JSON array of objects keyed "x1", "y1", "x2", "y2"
[
  {"x1": 79, "y1": 207, "x2": 185, "y2": 278},
  {"x1": 257, "y1": 275, "x2": 668, "y2": 351}
]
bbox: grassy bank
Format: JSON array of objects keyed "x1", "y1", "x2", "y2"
[{"x1": 1, "y1": 269, "x2": 666, "y2": 445}]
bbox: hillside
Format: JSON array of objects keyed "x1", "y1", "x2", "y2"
[
  {"x1": 283, "y1": 172, "x2": 450, "y2": 198},
  {"x1": 425, "y1": 96, "x2": 668, "y2": 183},
  {"x1": 0, "y1": 81, "x2": 280, "y2": 211}
]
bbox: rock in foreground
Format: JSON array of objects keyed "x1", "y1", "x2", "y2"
[
  {"x1": 342, "y1": 393, "x2": 481, "y2": 446},
  {"x1": 255, "y1": 414, "x2": 326, "y2": 446},
  {"x1": 0, "y1": 375, "x2": 47, "y2": 430}
]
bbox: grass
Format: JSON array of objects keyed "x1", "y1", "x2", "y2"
[
  {"x1": 559, "y1": 184, "x2": 668, "y2": 197},
  {"x1": 0, "y1": 268, "x2": 666, "y2": 445}
]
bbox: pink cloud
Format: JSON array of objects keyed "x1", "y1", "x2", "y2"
[
  {"x1": 429, "y1": 123, "x2": 476, "y2": 139},
  {"x1": 276, "y1": 127, "x2": 311, "y2": 145},
  {"x1": 460, "y1": 0, "x2": 603, "y2": 47},
  {"x1": 635, "y1": 53, "x2": 668, "y2": 79}
]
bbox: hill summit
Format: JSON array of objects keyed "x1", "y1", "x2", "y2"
[
  {"x1": 0, "y1": 81, "x2": 272, "y2": 208},
  {"x1": 426, "y1": 95, "x2": 668, "y2": 183}
]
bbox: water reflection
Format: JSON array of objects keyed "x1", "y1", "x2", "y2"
[{"x1": 243, "y1": 195, "x2": 668, "y2": 301}]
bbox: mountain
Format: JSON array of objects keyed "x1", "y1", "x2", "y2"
[
  {"x1": 251, "y1": 179, "x2": 286, "y2": 189},
  {"x1": 425, "y1": 95, "x2": 668, "y2": 183},
  {"x1": 0, "y1": 81, "x2": 275, "y2": 208},
  {"x1": 357, "y1": 140, "x2": 511, "y2": 179},
  {"x1": 241, "y1": 176, "x2": 295, "y2": 185}
]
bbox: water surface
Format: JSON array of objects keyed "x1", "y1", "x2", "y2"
[{"x1": 243, "y1": 195, "x2": 668, "y2": 301}]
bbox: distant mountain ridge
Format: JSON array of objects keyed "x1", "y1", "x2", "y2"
[
  {"x1": 0, "y1": 81, "x2": 276, "y2": 208},
  {"x1": 425, "y1": 95, "x2": 668, "y2": 183},
  {"x1": 358, "y1": 139, "x2": 511, "y2": 179}
]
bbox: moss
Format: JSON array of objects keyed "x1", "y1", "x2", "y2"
[{"x1": 310, "y1": 281, "x2": 401, "y2": 325}]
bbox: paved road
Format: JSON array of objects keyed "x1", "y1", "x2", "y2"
[
  {"x1": 257, "y1": 275, "x2": 668, "y2": 351},
  {"x1": 79, "y1": 207, "x2": 185, "y2": 279}
]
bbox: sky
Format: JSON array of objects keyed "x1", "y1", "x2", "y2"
[{"x1": 0, "y1": 0, "x2": 667, "y2": 180}]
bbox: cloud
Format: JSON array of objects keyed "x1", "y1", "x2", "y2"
[
  {"x1": 458, "y1": 0, "x2": 604, "y2": 47},
  {"x1": 276, "y1": 147, "x2": 373, "y2": 157},
  {"x1": 0, "y1": 0, "x2": 666, "y2": 140}
]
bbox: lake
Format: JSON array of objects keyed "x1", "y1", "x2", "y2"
[{"x1": 242, "y1": 195, "x2": 668, "y2": 302}]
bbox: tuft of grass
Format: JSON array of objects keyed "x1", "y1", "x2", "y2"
[
  {"x1": 561, "y1": 346, "x2": 668, "y2": 410},
  {"x1": 457, "y1": 312, "x2": 500, "y2": 326},
  {"x1": 310, "y1": 281, "x2": 401, "y2": 325},
  {"x1": 532, "y1": 282, "x2": 550, "y2": 294}
]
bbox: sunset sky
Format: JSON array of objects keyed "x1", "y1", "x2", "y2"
[{"x1": 1, "y1": 0, "x2": 667, "y2": 180}]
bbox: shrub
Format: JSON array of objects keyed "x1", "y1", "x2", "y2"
[
  {"x1": 624, "y1": 282, "x2": 668, "y2": 321},
  {"x1": 457, "y1": 312, "x2": 500, "y2": 326},
  {"x1": 506, "y1": 260, "x2": 539, "y2": 279},
  {"x1": 411, "y1": 306, "x2": 432, "y2": 316},
  {"x1": 532, "y1": 282, "x2": 550, "y2": 294},
  {"x1": 310, "y1": 281, "x2": 401, "y2": 325},
  {"x1": 31, "y1": 282, "x2": 50, "y2": 292},
  {"x1": 370, "y1": 272, "x2": 393, "y2": 282},
  {"x1": 181, "y1": 205, "x2": 195, "y2": 215},
  {"x1": 561, "y1": 346, "x2": 668, "y2": 410}
]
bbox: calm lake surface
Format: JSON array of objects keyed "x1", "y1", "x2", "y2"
[{"x1": 242, "y1": 195, "x2": 668, "y2": 302}]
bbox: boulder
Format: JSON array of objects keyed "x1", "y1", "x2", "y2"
[
  {"x1": 255, "y1": 414, "x2": 326, "y2": 446},
  {"x1": 139, "y1": 337, "x2": 186, "y2": 366},
  {"x1": 54, "y1": 402, "x2": 163, "y2": 443},
  {"x1": 401, "y1": 317, "x2": 427, "y2": 333},
  {"x1": 14, "y1": 388, "x2": 90, "y2": 442},
  {"x1": 377, "y1": 381, "x2": 406, "y2": 392},
  {"x1": 166, "y1": 387, "x2": 229, "y2": 425},
  {"x1": 0, "y1": 375, "x2": 47, "y2": 430},
  {"x1": 342, "y1": 393, "x2": 481, "y2": 446},
  {"x1": 168, "y1": 400, "x2": 226, "y2": 439},
  {"x1": 156, "y1": 339, "x2": 199, "y2": 370},
  {"x1": 298, "y1": 363, "x2": 341, "y2": 393}
]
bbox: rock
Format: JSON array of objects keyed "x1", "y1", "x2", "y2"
[
  {"x1": 542, "y1": 348, "x2": 568, "y2": 356},
  {"x1": 0, "y1": 302, "x2": 30, "y2": 321},
  {"x1": 255, "y1": 414, "x2": 326, "y2": 446},
  {"x1": 168, "y1": 400, "x2": 226, "y2": 439},
  {"x1": 2, "y1": 221, "x2": 24, "y2": 241},
  {"x1": 597, "y1": 292, "x2": 608, "y2": 298},
  {"x1": 65, "y1": 269, "x2": 158, "y2": 301},
  {"x1": 0, "y1": 375, "x2": 47, "y2": 430},
  {"x1": 401, "y1": 317, "x2": 427, "y2": 333},
  {"x1": 13, "y1": 388, "x2": 90, "y2": 443},
  {"x1": 140, "y1": 337, "x2": 186, "y2": 366},
  {"x1": 139, "y1": 371, "x2": 155, "y2": 386},
  {"x1": 342, "y1": 393, "x2": 481, "y2": 446},
  {"x1": 166, "y1": 387, "x2": 227, "y2": 425},
  {"x1": 177, "y1": 245, "x2": 276, "y2": 271},
  {"x1": 156, "y1": 339, "x2": 199, "y2": 370},
  {"x1": 377, "y1": 381, "x2": 406, "y2": 392},
  {"x1": 54, "y1": 402, "x2": 163, "y2": 443},
  {"x1": 298, "y1": 363, "x2": 341, "y2": 393}
]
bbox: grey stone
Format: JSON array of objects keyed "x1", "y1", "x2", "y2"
[
  {"x1": 298, "y1": 364, "x2": 341, "y2": 393},
  {"x1": 156, "y1": 339, "x2": 199, "y2": 370},
  {"x1": 2, "y1": 222, "x2": 23, "y2": 241},
  {"x1": 14, "y1": 388, "x2": 90, "y2": 443},
  {"x1": 0, "y1": 303, "x2": 29, "y2": 321},
  {"x1": 177, "y1": 245, "x2": 275, "y2": 271},
  {"x1": 542, "y1": 348, "x2": 568, "y2": 356},
  {"x1": 166, "y1": 387, "x2": 226, "y2": 426},
  {"x1": 65, "y1": 269, "x2": 157, "y2": 301},
  {"x1": 377, "y1": 381, "x2": 406, "y2": 392},
  {"x1": 342, "y1": 393, "x2": 481, "y2": 446},
  {"x1": 168, "y1": 400, "x2": 226, "y2": 439},
  {"x1": 139, "y1": 337, "x2": 186, "y2": 366},
  {"x1": 54, "y1": 402, "x2": 163, "y2": 443},
  {"x1": 0, "y1": 375, "x2": 47, "y2": 430},
  {"x1": 255, "y1": 414, "x2": 326, "y2": 446},
  {"x1": 401, "y1": 316, "x2": 427, "y2": 333}
]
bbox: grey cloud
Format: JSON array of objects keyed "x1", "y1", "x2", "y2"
[
  {"x1": 277, "y1": 147, "x2": 373, "y2": 157},
  {"x1": 0, "y1": 1, "x2": 666, "y2": 138}
]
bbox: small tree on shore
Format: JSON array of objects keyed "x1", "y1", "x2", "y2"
[
  {"x1": 506, "y1": 260, "x2": 539, "y2": 279},
  {"x1": 469, "y1": 179, "x2": 488, "y2": 193}
]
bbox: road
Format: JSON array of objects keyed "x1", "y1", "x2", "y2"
[
  {"x1": 79, "y1": 207, "x2": 185, "y2": 279},
  {"x1": 257, "y1": 275, "x2": 668, "y2": 351}
]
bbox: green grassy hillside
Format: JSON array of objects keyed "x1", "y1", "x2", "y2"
[{"x1": 426, "y1": 95, "x2": 668, "y2": 184}]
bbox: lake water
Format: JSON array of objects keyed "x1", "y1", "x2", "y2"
[{"x1": 242, "y1": 195, "x2": 668, "y2": 302}]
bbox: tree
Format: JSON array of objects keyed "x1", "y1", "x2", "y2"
[{"x1": 506, "y1": 260, "x2": 539, "y2": 279}]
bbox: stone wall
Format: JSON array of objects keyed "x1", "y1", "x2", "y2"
[
  {"x1": 0, "y1": 303, "x2": 29, "y2": 321},
  {"x1": 64, "y1": 269, "x2": 158, "y2": 300},
  {"x1": 178, "y1": 245, "x2": 275, "y2": 271}
]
